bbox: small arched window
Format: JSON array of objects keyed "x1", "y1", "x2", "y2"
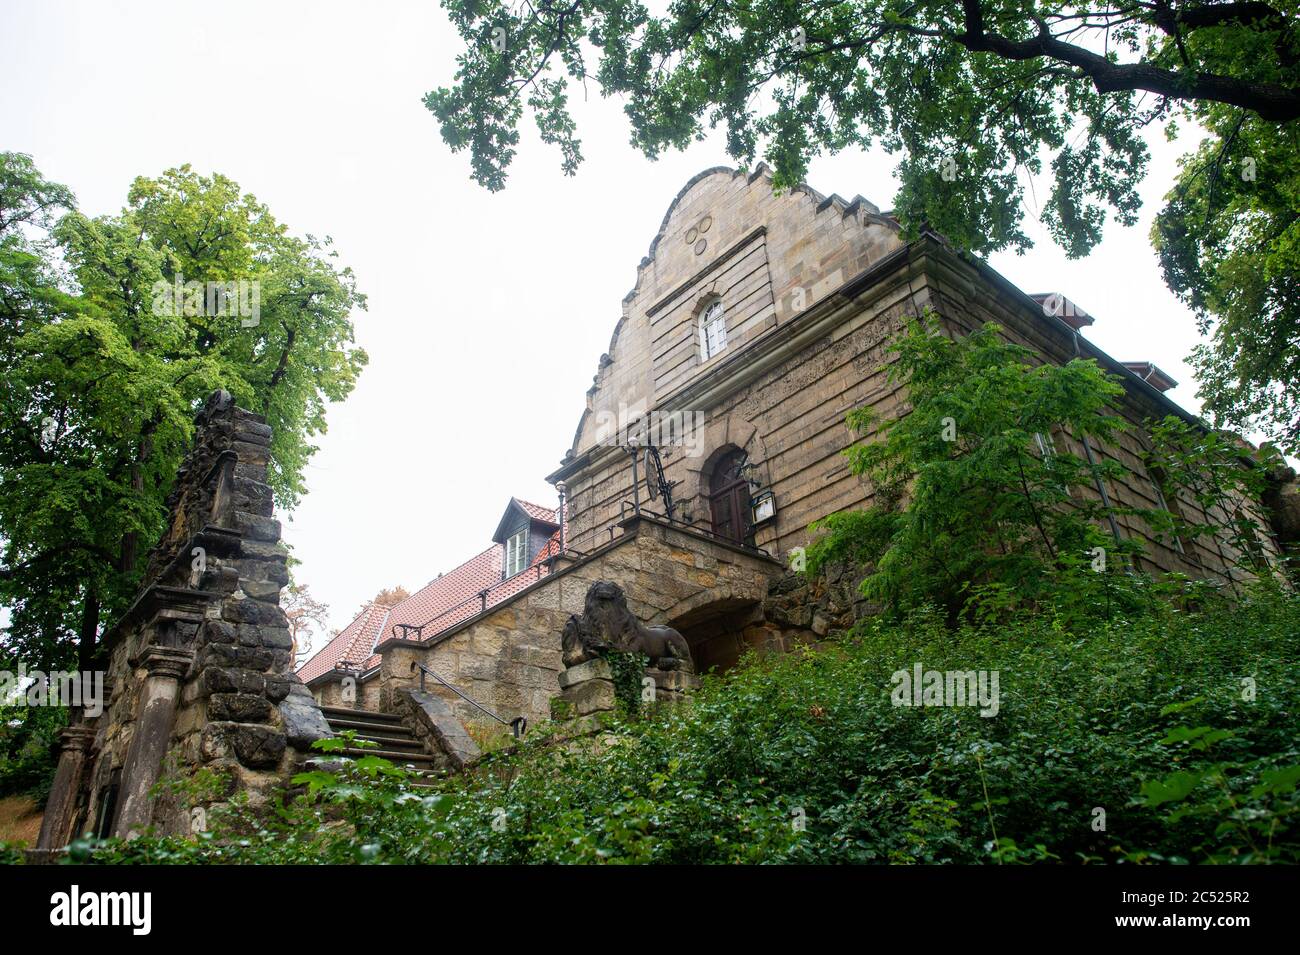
[{"x1": 699, "y1": 300, "x2": 727, "y2": 361}]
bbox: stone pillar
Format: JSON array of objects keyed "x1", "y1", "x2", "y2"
[
  {"x1": 111, "y1": 645, "x2": 195, "y2": 839},
  {"x1": 552, "y1": 658, "x2": 701, "y2": 735},
  {"x1": 551, "y1": 657, "x2": 617, "y2": 732},
  {"x1": 34, "y1": 724, "x2": 97, "y2": 851},
  {"x1": 644, "y1": 667, "x2": 701, "y2": 705}
]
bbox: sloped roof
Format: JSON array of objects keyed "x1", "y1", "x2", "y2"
[
  {"x1": 530, "y1": 527, "x2": 563, "y2": 567},
  {"x1": 492, "y1": 497, "x2": 561, "y2": 543},
  {"x1": 296, "y1": 602, "x2": 391, "y2": 683},
  {"x1": 297, "y1": 504, "x2": 567, "y2": 684},
  {"x1": 1121, "y1": 361, "x2": 1179, "y2": 393},
  {"x1": 516, "y1": 498, "x2": 561, "y2": 525}
]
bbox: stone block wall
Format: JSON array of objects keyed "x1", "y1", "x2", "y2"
[
  {"x1": 555, "y1": 275, "x2": 918, "y2": 562},
  {"x1": 374, "y1": 517, "x2": 783, "y2": 731},
  {"x1": 37, "y1": 392, "x2": 330, "y2": 851},
  {"x1": 918, "y1": 244, "x2": 1286, "y2": 588},
  {"x1": 554, "y1": 166, "x2": 912, "y2": 563},
  {"x1": 553, "y1": 204, "x2": 1283, "y2": 590}
]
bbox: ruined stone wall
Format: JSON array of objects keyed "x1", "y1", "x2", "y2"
[{"x1": 38, "y1": 392, "x2": 329, "y2": 850}]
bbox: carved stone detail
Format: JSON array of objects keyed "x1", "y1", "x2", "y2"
[{"x1": 561, "y1": 580, "x2": 694, "y2": 671}]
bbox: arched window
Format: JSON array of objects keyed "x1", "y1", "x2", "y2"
[
  {"x1": 708, "y1": 448, "x2": 752, "y2": 544},
  {"x1": 699, "y1": 299, "x2": 727, "y2": 360}
]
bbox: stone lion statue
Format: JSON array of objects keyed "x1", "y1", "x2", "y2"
[{"x1": 561, "y1": 580, "x2": 693, "y2": 672}]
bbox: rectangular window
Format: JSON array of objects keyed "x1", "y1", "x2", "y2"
[
  {"x1": 504, "y1": 529, "x2": 528, "y2": 577},
  {"x1": 705, "y1": 319, "x2": 726, "y2": 358}
]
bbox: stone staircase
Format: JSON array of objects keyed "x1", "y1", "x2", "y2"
[{"x1": 318, "y1": 705, "x2": 445, "y2": 782}]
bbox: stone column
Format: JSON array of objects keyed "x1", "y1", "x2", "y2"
[
  {"x1": 644, "y1": 667, "x2": 701, "y2": 705},
  {"x1": 34, "y1": 724, "x2": 97, "y2": 851},
  {"x1": 551, "y1": 658, "x2": 618, "y2": 734},
  {"x1": 111, "y1": 645, "x2": 194, "y2": 839}
]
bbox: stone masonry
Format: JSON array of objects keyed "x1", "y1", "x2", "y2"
[
  {"x1": 371, "y1": 515, "x2": 783, "y2": 733},
  {"x1": 35, "y1": 391, "x2": 331, "y2": 852},
  {"x1": 548, "y1": 165, "x2": 1287, "y2": 589},
  {"x1": 300, "y1": 165, "x2": 1291, "y2": 763}
]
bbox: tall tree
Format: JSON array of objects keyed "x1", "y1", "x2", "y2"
[
  {"x1": 428, "y1": 1, "x2": 1298, "y2": 258},
  {"x1": 1154, "y1": 107, "x2": 1300, "y2": 453},
  {"x1": 371, "y1": 585, "x2": 410, "y2": 607},
  {"x1": 0, "y1": 156, "x2": 368, "y2": 669},
  {"x1": 282, "y1": 583, "x2": 331, "y2": 667}
]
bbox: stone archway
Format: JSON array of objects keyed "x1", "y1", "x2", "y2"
[
  {"x1": 678, "y1": 413, "x2": 770, "y2": 533},
  {"x1": 669, "y1": 596, "x2": 770, "y2": 675}
]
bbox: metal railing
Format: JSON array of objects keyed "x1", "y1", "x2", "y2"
[
  {"x1": 415, "y1": 661, "x2": 527, "y2": 739},
  {"x1": 392, "y1": 552, "x2": 576, "y2": 644},
  {"x1": 617, "y1": 497, "x2": 774, "y2": 559}
]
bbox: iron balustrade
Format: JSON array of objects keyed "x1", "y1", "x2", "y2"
[{"x1": 390, "y1": 552, "x2": 578, "y2": 644}]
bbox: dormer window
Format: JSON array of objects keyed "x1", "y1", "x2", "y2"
[
  {"x1": 699, "y1": 300, "x2": 727, "y2": 361},
  {"x1": 492, "y1": 498, "x2": 560, "y2": 579},
  {"x1": 504, "y1": 528, "x2": 528, "y2": 577}
]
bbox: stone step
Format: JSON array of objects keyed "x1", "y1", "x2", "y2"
[
  {"x1": 347, "y1": 733, "x2": 424, "y2": 751},
  {"x1": 319, "y1": 705, "x2": 404, "y2": 725},
  {"x1": 325, "y1": 717, "x2": 419, "y2": 740},
  {"x1": 336, "y1": 746, "x2": 441, "y2": 764}
]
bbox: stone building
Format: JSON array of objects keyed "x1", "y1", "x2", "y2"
[
  {"x1": 35, "y1": 166, "x2": 1286, "y2": 852},
  {"x1": 298, "y1": 165, "x2": 1285, "y2": 750}
]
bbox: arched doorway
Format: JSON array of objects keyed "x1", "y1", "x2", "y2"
[{"x1": 708, "y1": 447, "x2": 752, "y2": 545}]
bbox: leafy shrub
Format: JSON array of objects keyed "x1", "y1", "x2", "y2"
[
  {"x1": 48, "y1": 583, "x2": 1298, "y2": 866},
  {"x1": 805, "y1": 317, "x2": 1279, "y2": 623},
  {"x1": 0, "y1": 702, "x2": 64, "y2": 802}
]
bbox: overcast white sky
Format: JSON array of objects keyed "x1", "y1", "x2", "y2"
[{"x1": 1, "y1": 1, "x2": 1225, "y2": 652}]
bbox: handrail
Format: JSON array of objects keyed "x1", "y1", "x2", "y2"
[
  {"x1": 393, "y1": 560, "x2": 556, "y2": 642},
  {"x1": 415, "y1": 661, "x2": 527, "y2": 739},
  {"x1": 618, "y1": 499, "x2": 774, "y2": 559},
  {"x1": 389, "y1": 545, "x2": 593, "y2": 647}
]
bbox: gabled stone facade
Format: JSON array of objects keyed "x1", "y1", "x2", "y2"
[
  {"x1": 299, "y1": 166, "x2": 1286, "y2": 759},
  {"x1": 549, "y1": 166, "x2": 1284, "y2": 588}
]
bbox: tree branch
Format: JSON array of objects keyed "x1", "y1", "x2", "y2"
[{"x1": 957, "y1": 0, "x2": 1300, "y2": 120}]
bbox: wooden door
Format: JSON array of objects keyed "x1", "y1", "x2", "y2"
[{"x1": 708, "y1": 449, "x2": 752, "y2": 545}]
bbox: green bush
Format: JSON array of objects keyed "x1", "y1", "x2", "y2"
[
  {"x1": 0, "y1": 702, "x2": 64, "y2": 802},
  {"x1": 805, "y1": 317, "x2": 1279, "y2": 623},
  {"x1": 50, "y1": 582, "x2": 1298, "y2": 866}
]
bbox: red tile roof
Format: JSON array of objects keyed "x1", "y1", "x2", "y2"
[
  {"x1": 297, "y1": 502, "x2": 568, "y2": 684},
  {"x1": 296, "y1": 602, "x2": 391, "y2": 683},
  {"x1": 531, "y1": 527, "x2": 563, "y2": 566},
  {"x1": 515, "y1": 498, "x2": 561, "y2": 525}
]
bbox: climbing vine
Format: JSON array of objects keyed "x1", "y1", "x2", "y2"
[{"x1": 604, "y1": 650, "x2": 648, "y2": 718}]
